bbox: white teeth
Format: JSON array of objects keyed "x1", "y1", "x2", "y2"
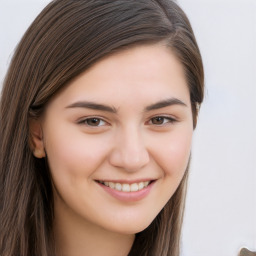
[
  {"x1": 138, "y1": 182, "x2": 144, "y2": 190},
  {"x1": 115, "y1": 183, "x2": 122, "y2": 191},
  {"x1": 130, "y1": 183, "x2": 139, "y2": 192},
  {"x1": 99, "y1": 180, "x2": 151, "y2": 192},
  {"x1": 109, "y1": 182, "x2": 115, "y2": 189},
  {"x1": 122, "y1": 184, "x2": 130, "y2": 192},
  {"x1": 144, "y1": 181, "x2": 149, "y2": 186}
]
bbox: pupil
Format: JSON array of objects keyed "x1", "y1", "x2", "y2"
[
  {"x1": 88, "y1": 118, "x2": 100, "y2": 126},
  {"x1": 153, "y1": 117, "x2": 163, "y2": 124}
]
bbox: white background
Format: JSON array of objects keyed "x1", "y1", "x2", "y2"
[{"x1": 0, "y1": 1, "x2": 255, "y2": 256}]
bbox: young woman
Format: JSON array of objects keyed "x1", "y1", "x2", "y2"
[{"x1": 0, "y1": 0, "x2": 204, "y2": 255}]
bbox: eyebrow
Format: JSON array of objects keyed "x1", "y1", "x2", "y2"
[
  {"x1": 66, "y1": 101, "x2": 118, "y2": 113},
  {"x1": 144, "y1": 98, "x2": 187, "y2": 111},
  {"x1": 66, "y1": 97, "x2": 186, "y2": 113}
]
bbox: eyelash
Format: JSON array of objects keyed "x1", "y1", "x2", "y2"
[
  {"x1": 147, "y1": 116, "x2": 177, "y2": 126},
  {"x1": 77, "y1": 117, "x2": 108, "y2": 127},
  {"x1": 77, "y1": 115, "x2": 177, "y2": 127}
]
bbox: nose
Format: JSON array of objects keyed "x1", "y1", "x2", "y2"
[{"x1": 108, "y1": 127, "x2": 150, "y2": 172}]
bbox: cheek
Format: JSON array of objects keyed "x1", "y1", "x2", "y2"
[
  {"x1": 151, "y1": 128, "x2": 193, "y2": 177},
  {"x1": 44, "y1": 125, "x2": 110, "y2": 182}
]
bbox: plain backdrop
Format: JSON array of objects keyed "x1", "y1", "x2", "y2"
[{"x1": 0, "y1": 1, "x2": 255, "y2": 256}]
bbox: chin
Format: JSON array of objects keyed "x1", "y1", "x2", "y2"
[{"x1": 106, "y1": 218, "x2": 155, "y2": 235}]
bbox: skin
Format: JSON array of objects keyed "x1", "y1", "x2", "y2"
[{"x1": 31, "y1": 44, "x2": 194, "y2": 256}]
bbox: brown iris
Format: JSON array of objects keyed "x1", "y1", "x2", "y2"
[
  {"x1": 151, "y1": 117, "x2": 165, "y2": 125},
  {"x1": 86, "y1": 118, "x2": 101, "y2": 126}
]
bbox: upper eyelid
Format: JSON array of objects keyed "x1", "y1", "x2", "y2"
[
  {"x1": 77, "y1": 115, "x2": 108, "y2": 121},
  {"x1": 147, "y1": 114, "x2": 178, "y2": 121}
]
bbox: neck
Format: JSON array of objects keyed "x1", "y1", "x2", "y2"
[{"x1": 53, "y1": 196, "x2": 135, "y2": 256}]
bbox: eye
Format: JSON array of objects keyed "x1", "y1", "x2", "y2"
[
  {"x1": 78, "y1": 117, "x2": 107, "y2": 127},
  {"x1": 149, "y1": 116, "x2": 176, "y2": 125}
]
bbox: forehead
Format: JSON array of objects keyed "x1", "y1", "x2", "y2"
[{"x1": 47, "y1": 44, "x2": 190, "y2": 109}]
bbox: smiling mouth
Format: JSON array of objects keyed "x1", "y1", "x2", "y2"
[{"x1": 96, "y1": 180, "x2": 153, "y2": 192}]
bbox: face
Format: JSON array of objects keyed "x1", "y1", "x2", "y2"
[{"x1": 35, "y1": 44, "x2": 193, "y2": 235}]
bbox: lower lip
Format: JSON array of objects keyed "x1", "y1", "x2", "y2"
[{"x1": 97, "y1": 181, "x2": 155, "y2": 202}]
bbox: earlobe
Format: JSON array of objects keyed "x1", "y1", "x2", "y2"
[
  {"x1": 29, "y1": 118, "x2": 46, "y2": 158},
  {"x1": 33, "y1": 148, "x2": 46, "y2": 158}
]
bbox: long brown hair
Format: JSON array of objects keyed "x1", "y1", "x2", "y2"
[{"x1": 0, "y1": 1, "x2": 204, "y2": 255}]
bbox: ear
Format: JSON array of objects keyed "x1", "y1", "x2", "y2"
[{"x1": 29, "y1": 118, "x2": 46, "y2": 158}]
